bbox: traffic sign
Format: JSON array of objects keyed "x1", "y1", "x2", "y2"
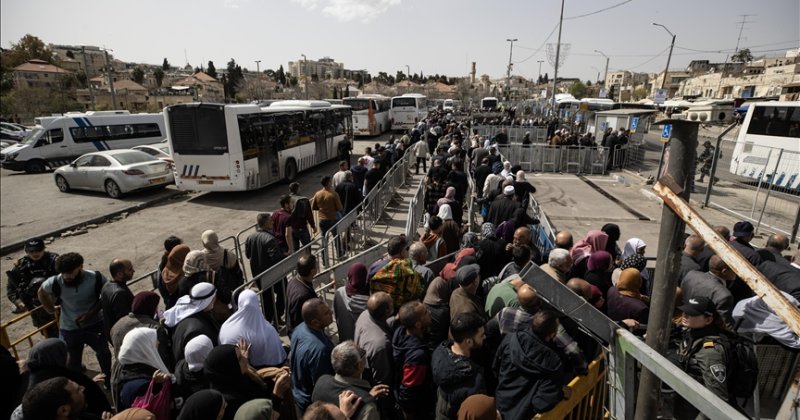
[
  {"x1": 654, "y1": 89, "x2": 668, "y2": 104},
  {"x1": 630, "y1": 117, "x2": 639, "y2": 133},
  {"x1": 661, "y1": 123, "x2": 672, "y2": 143},
  {"x1": 599, "y1": 88, "x2": 607, "y2": 98}
]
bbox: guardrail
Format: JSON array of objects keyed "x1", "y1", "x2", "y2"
[
  {"x1": 496, "y1": 144, "x2": 610, "y2": 175},
  {"x1": 473, "y1": 125, "x2": 549, "y2": 144},
  {"x1": 536, "y1": 354, "x2": 607, "y2": 420},
  {"x1": 1, "y1": 307, "x2": 60, "y2": 359}
]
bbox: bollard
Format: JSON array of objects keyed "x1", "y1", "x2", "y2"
[{"x1": 634, "y1": 120, "x2": 699, "y2": 420}]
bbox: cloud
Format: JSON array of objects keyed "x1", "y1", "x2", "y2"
[
  {"x1": 292, "y1": 0, "x2": 401, "y2": 22},
  {"x1": 223, "y1": 0, "x2": 250, "y2": 9}
]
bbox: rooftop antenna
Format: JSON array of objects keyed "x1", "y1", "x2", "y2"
[{"x1": 734, "y1": 14, "x2": 754, "y2": 53}]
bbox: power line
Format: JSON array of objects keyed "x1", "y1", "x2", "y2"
[{"x1": 564, "y1": 0, "x2": 634, "y2": 20}]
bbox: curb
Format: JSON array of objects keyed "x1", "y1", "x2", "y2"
[{"x1": 0, "y1": 190, "x2": 188, "y2": 256}]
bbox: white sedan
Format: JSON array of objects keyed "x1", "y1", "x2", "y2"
[
  {"x1": 54, "y1": 150, "x2": 174, "y2": 198},
  {"x1": 132, "y1": 143, "x2": 174, "y2": 165}
]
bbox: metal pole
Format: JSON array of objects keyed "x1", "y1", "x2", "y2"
[
  {"x1": 104, "y1": 49, "x2": 116, "y2": 109},
  {"x1": 653, "y1": 23, "x2": 676, "y2": 181},
  {"x1": 791, "y1": 204, "x2": 800, "y2": 244},
  {"x1": 750, "y1": 148, "x2": 772, "y2": 218},
  {"x1": 255, "y1": 60, "x2": 261, "y2": 101},
  {"x1": 81, "y1": 47, "x2": 95, "y2": 110},
  {"x1": 302, "y1": 54, "x2": 309, "y2": 100},
  {"x1": 506, "y1": 38, "x2": 517, "y2": 102},
  {"x1": 549, "y1": 0, "x2": 565, "y2": 114},
  {"x1": 755, "y1": 148, "x2": 782, "y2": 233},
  {"x1": 537, "y1": 60, "x2": 544, "y2": 80},
  {"x1": 703, "y1": 123, "x2": 738, "y2": 207},
  {"x1": 634, "y1": 120, "x2": 699, "y2": 420}
]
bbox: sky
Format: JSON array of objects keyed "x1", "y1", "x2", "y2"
[{"x1": 1, "y1": 0, "x2": 798, "y2": 83}]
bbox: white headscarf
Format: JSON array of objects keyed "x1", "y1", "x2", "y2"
[
  {"x1": 163, "y1": 282, "x2": 217, "y2": 327},
  {"x1": 437, "y1": 203, "x2": 454, "y2": 221},
  {"x1": 622, "y1": 238, "x2": 646, "y2": 261},
  {"x1": 118, "y1": 327, "x2": 170, "y2": 374},
  {"x1": 184, "y1": 334, "x2": 213, "y2": 372},
  {"x1": 219, "y1": 289, "x2": 287, "y2": 367},
  {"x1": 733, "y1": 292, "x2": 800, "y2": 349},
  {"x1": 201, "y1": 230, "x2": 224, "y2": 271}
]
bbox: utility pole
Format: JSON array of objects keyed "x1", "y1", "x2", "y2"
[
  {"x1": 506, "y1": 38, "x2": 517, "y2": 102},
  {"x1": 653, "y1": 22, "x2": 677, "y2": 181},
  {"x1": 550, "y1": 0, "x2": 565, "y2": 113},
  {"x1": 81, "y1": 47, "x2": 96, "y2": 110},
  {"x1": 537, "y1": 60, "x2": 544, "y2": 81},
  {"x1": 103, "y1": 49, "x2": 116, "y2": 109},
  {"x1": 301, "y1": 54, "x2": 309, "y2": 100},
  {"x1": 635, "y1": 120, "x2": 699, "y2": 420},
  {"x1": 254, "y1": 60, "x2": 261, "y2": 101},
  {"x1": 595, "y1": 49, "x2": 610, "y2": 96}
]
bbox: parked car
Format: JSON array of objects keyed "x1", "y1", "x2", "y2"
[
  {"x1": 54, "y1": 150, "x2": 174, "y2": 198},
  {"x1": 0, "y1": 139, "x2": 18, "y2": 150},
  {"x1": 0, "y1": 122, "x2": 30, "y2": 140},
  {"x1": 132, "y1": 143, "x2": 174, "y2": 166}
]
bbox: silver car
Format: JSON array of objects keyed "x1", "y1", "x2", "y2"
[{"x1": 54, "y1": 150, "x2": 174, "y2": 198}]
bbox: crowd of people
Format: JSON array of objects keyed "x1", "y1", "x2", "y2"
[{"x1": 4, "y1": 112, "x2": 800, "y2": 420}]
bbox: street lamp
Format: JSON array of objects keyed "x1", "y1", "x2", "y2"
[
  {"x1": 652, "y1": 23, "x2": 677, "y2": 92},
  {"x1": 537, "y1": 60, "x2": 544, "y2": 81},
  {"x1": 254, "y1": 60, "x2": 261, "y2": 100},
  {"x1": 301, "y1": 54, "x2": 308, "y2": 100},
  {"x1": 594, "y1": 49, "x2": 610, "y2": 92},
  {"x1": 506, "y1": 38, "x2": 518, "y2": 101}
]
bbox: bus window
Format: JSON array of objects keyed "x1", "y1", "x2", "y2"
[{"x1": 747, "y1": 106, "x2": 799, "y2": 138}]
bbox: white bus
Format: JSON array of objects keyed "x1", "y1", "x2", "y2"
[
  {"x1": 729, "y1": 101, "x2": 800, "y2": 190},
  {"x1": 164, "y1": 100, "x2": 352, "y2": 192},
  {"x1": 0, "y1": 111, "x2": 166, "y2": 173},
  {"x1": 480, "y1": 97, "x2": 499, "y2": 111},
  {"x1": 343, "y1": 95, "x2": 391, "y2": 136},
  {"x1": 390, "y1": 93, "x2": 427, "y2": 132}
]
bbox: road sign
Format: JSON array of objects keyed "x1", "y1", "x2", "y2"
[
  {"x1": 661, "y1": 123, "x2": 672, "y2": 143},
  {"x1": 654, "y1": 89, "x2": 668, "y2": 104},
  {"x1": 599, "y1": 88, "x2": 607, "y2": 98},
  {"x1": 630, "y1": 117, "x2": 639, "y2": 133},
  {"x1": 579, "y1": 102, "x2": 589, "y2": 111}
]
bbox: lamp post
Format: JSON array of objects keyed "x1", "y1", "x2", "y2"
[
  {"x1": 301, "y1": 54, "x2": 309, "y2": 100},
  {"x1": 506, "y1": 38, "x2": 517, "y2": 102},
  {"x1": 594, "y1": 49, "x2": 610, "y2": 94},
  {"x1": 537, "y1": 60, "x2": 544, "y2": 80},
  {"x1": 254, "y1": 60, "x2": 261, "y2": 101},
  {"x1": 652, "y1": 22, "x2": 677, "y2": 184},
  {"x1": 549, "y1": 0, "x2": 565, "y2": 114}
]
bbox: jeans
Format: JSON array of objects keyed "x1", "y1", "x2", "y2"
[
  {"x1": 61, "y1": 321, "x2": 112, "y2": 379},
  {"x1": 292, "y1": 227, "x2": 312, "y2": 251},
  {"x1": 415, "y1": 157, "x2": 427, "y2": 174},
  {"x1": 319, "y1": 219, "x2": 342, "y2": 262}
]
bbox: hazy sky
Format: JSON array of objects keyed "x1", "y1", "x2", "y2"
[{"x1": 2, "y1": 0, "x2": 798, "y2": 83}]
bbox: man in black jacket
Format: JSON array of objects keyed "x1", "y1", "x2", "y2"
[
  {"x1": 245, "y1": 212, "x2": 285, "y2": 322},
  {"x1": 6, "y1": 238, "x2": 58, "y2": 336},
  {"x1": 432, "y1": 312, "x2": 487, "y2": 419},
  {"x1": 100, "y1": 259, "x2": 135, "y2": 343},
  {"x1": 473, "y1": 157, "x2": 492, "y2": 199},
  {"x1": 335, "y1": 171, "x2": 363, "y2": 215}
]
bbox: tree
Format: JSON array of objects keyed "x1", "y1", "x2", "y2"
[
  {"x1": 586, "y1": 80, "x2": 592, "y2": 87},
  {"x1": 207, "y1": 61, "x2": 217, "y2": 79},
  {"x1": 276, "y1": 65, "x2": 286, "y2": 86},
  {"x1": 731, "y1": 48, "x2": 753, "y2": 63},
  {"x1": 3, "y1": 35, "x2": 54, "y2": 67},
  {"x1": 633, "y1": 87, "x2": 649, "y2": 101},
  {"x1": 225, "y1": 58, "x2": 244, "y2": 101},
  {"x1": 396, "y1": 71, "x2": 406, "y2": 82},
  {"x1": 543, "y1": 73, "x2": 549, "y2": 84},
  {"x1": 131, "y1": 67, "x2": 145, "y2": 84},
  {"x1": 65, "y1": 50, "x2": 74, "y2": 59},
  {"x1": 265, "y1": 69, "x2": 275, "y2": 81},
  {"x1": 153, "y1": 68, "x2": 164, "y2": 88},
  {"x1": 162, "y1": 58, "x2": 170, "y2": 71},
  {"x1": 569, "y1": 81, "x2": 588, "y2": 99}
]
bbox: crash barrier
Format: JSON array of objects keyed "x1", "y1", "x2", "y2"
[
  {"x1": 611, "y1": 143, "x2": 645, "y2": 170},
  {"x1": 535, "y1": 354, "x2": 607, "y2": 420},
  {"x1": 704, "y1": 139, "x2": 800, "y2": 240},
  {"x1": 495, "y1": 144, "x2": 611, "y2": 175},
  {"x1": 0, "y1": 307, "x2": 60, "y2": 359},
  {"x1": 473, "y1": 125, "x2": 549, "y2": 144}
]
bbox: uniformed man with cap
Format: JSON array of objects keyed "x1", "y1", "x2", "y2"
[
  {"x1": 697, "y1": 140, "x2": 719, "y2": 184},
  {"x1": 5, "y1": 238, "x2": 59, "y2": 336}
]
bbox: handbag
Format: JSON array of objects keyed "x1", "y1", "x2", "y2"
[{"x1": 131, "y1": 377, "x2": 172, "y2": 420}]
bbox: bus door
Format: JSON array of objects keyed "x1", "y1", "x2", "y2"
[
  {"x1": 258, "y1": 119, "x2": 281, "y2": 185},
  {"x1": 310, "y1": 112, "x2": 328, "y2": 164}
]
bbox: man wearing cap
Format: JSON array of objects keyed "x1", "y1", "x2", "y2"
[
  {"x1": 681, "y1": 255, "x2": 736, "y2": 329},
  {"x1": 675, "y1": 296, "x2": 732, "y2": 412},
  {"x1": 730, "y1": 221, "x2": 762, "y2": 267},
  {"x1": 449, "y1": 264, "x2": 485, "y2": 322},
  {"x1": 486, "y1": 184, "x2": 520, "y2": 227},
  {"x1": 6, "y1": 238, "x2": 59, "y2": 336}
]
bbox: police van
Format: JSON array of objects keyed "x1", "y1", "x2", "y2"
[{"x1": 0, "y1": 111, "x2": 166, "y2": 173}]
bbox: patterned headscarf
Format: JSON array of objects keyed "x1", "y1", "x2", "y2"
[
  {"x1": 461, "y1": 232, "x2": 479, "y2": 249},
  {"x1": 621, "y1": 254, "x2": 647, "y2": 272},
  {"x1": 481, "y1": 222, "x2": 496, "y2": 240}
]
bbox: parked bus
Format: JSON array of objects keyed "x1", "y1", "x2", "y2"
[
  {"x1": 729, "y1": 101, "x2": 800, "y2": 189},
  {"x1": 343, "y1": 95, "x2": 390, "y2": 136},
  {"x1": 480, "y1": 97, "x2": 499, "y2": 110},
  {"x1": 390, "y1": 93, "x2": 427, "y2": 132},
  {"x1": 0, "y1": 110, "x2": 166, "y2": 173},
  {"x1": 164, "y1": 100, "x2": 352, "y2": 192}
]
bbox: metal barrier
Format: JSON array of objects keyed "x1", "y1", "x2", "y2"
[
  {"x1": 1, "y1": 307, "x2": 60, "y2": 359},
  {"x1": 474, "y1": 125, "x2": 549, "y2": 143},
  {"x1": 495, "y1": 144, "x2": 612, "y2": 175},
  {"x1": 405, "y1": 179, "x2": 426, "y2": 240},
  {"x1": 526, "y1": 192, "x2": 556, "y2": 257},
  {"x1": 535, "y1": 354, "x2": 607, "y2": 420}
]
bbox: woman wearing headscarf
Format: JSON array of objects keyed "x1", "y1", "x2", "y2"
[
  {"x1": 601, "y1": 223, "x2": 622, "y2": 265},
  {"x1": 204, "y1": 344, "x2": 289, "y2": 420},
  {"x1": 175, "y1": 334, "x2": 213, "y2": 401},
  {"x1": 421, "y1": 216, "x2": 447, "y2": 261},
  {"x1": 333, "y1": 263, "x2": 370, "y2": 342},
  {"x1": 440, "y1": 247, "x2": 477, "y2": 283},
  {"x1": 177, "y1": 389, "x2": 227, "y2": 420},
  {"x1": 457, "y1": 394, "x2": 500, "y2": 420},
  {"x1": 423, "y1": 276, "x2": 452, "y2": 351},
  {"x1": 495, "y1": 207, "x2": 536, "y2": 244},
  {"x1": 607, "y1": 268, "x2": 649, "y2": 325},
  {"x1": 438, "y1": 204, "x2": 462, "y2": 255},
  {"x1": 475, "y1": 222, "x2": 511, "y2": 280},
  {"x1": 164, "y1": 282, "x2": 220, "y2": 363},
  {"x1": 585, "y1": 250, "x2": 614, "y2": 302},
  {"x1": 619, "y1": 238, "x2": 651, "y2": 291},
  {"x1": 115, "y1": 327, "x2": 172, "y2": 411},
  {"x1": 436, "y1": 187, "x2": 463, "y2": 225},
  {"x1": 159, "y1": 244, "x2": 190, "y2": 309},
  {"x1": 512, "y1": 170, "x2": 536, "y2": 207},
  {"x1": 111, "y1": 408, "x2": 156, "y2": 420},
  {"x1": 220, "y1": 290, "x2": 287, "y2": 368},
  {"x1": 568, "y1": 230, "x2": 609, "y2": 279},
  {"x1": 202, "y1": 230, "x2": 238, "y2": 272},
  {"x1": 178, "y1": 250, "x2": 212, "y2": 300},
  {"x1": 612, "y1": 254, "x2": 649, "y2": 293},
  {"x1": 233, "y1": 399, "x2": 275, "y2": 420},
  {"x1": 25, "y1": 338, "x2": 111, "y2": 416}
]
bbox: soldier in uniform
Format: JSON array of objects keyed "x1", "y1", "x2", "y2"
[
  {"x1": 5, "y1": 238, "x2": 58, "y2": 337},
  {"x1": 697, "y1": 141, "x2": 719, "y2": 184}
]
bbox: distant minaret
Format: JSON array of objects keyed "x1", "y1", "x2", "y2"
[{"x1": 471, "y1": 62, "x2": 476, "y2": 84}]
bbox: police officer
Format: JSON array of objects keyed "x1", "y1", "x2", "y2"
[
  {"x1": 675, "y1": 296, "x2": 735, "y2": 417},
  {"x1": 697, "y1": 141, "x2": 717, "y2": 184},
  {"x1": 5, "y1": 238, "x2": 58, "y2": 337}
]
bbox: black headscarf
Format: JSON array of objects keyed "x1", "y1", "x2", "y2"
[
  {"x1": 204, "y1": 344, "x2": 267, "y2": 419},
  {"x1": 602, "y1": 223, "x2": 622, "y2": 260},
  {"x1": 177, "y1": 389, "x2": 225, "y2": 420}
]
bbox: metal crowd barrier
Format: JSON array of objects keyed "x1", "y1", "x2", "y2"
[
  {"x1": 535, "y1": 354, "x2": 607, "y2": 420},
  {"x1": 405, "y1": 179, "x2": 426, "y2": 240},
  {"x1": 526, "y1": 192, "x2": 556, "y2": 258},
  {"x1": 1, "y1": 307, "x2": 60, "y2": 359},
  {"x1": 473, "y1": 125, "x2": 549, "y2": 143},
  {"x1": 496, "y1": 144, "x2": 611, "y2": 175}
]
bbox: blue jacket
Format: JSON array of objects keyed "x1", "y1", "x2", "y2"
[{"x1": 290, "y1": 322, "x2": 334, "y2": 412}]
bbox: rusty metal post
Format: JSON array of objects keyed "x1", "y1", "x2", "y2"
[{"x1": 635, "y1": 120, "x2": 698, "y2": 420}]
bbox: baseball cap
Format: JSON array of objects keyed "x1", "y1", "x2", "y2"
[
  {"x1": 678, "y1": 296, "x2": 716, "y2": 316},
  {"x1": 25, "y1": 238, "x2": 45, "y2": 252},
  {"x1": 732, "y1": 221, "x2": 754, "y2": 238}
]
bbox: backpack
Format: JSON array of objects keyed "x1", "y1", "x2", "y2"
[
  {"x1": 291, "y1": 196, "x2": 310, "y2": 221},
  {"x1": 724, "y1": 328, "x2": 759, "y2": 399},
  {"x1": 51, "y1": 270, "x2": 102, "y2": 304},
  {"x1": 215, "y1": 250, "x2": 244, "y2": 305}
]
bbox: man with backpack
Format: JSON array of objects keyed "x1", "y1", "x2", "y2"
[{"x1": 37, "y1": 252, "x2": 112, "y2": 382}]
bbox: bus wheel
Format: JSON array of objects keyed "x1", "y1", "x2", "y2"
[
  {"x1": 285, "y1": 159, "x2": 298, "y2": 182},
  {"x1": 25, "y1": 160, "x2": 47, "y2": 173}
]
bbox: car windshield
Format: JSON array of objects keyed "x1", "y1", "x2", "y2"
[
  {"x1": 21, "y1": 128, "x2": 43, "y2": 145},
  {"x1": 110, "y1": 151, "x2": 156, "y2": 165}
]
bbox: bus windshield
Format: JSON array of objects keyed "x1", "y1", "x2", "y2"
[
  {"x1": 168, "y1": 105, "x2": 229, "y2": 155},
  {"x1": 392, "y1": 97, "x2": 417, "y2": 107}
]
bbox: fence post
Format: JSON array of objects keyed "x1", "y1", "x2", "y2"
[
  {"x1": 755, "y1": 148, "x2": 784, "y2": 235},
  {"x1": 702, "y1": 123, "x2": 737, "y2": 208},
  {"x1": 635, "y1": 120, "x2": 699, "y2": 420},
  {"x1": 750, "y1": 148, "x2": 773, "y2": 218}
]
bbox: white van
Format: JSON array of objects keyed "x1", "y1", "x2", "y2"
[{"x1": 0, "y1": 111, "x2": 166, "y2": 173}]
